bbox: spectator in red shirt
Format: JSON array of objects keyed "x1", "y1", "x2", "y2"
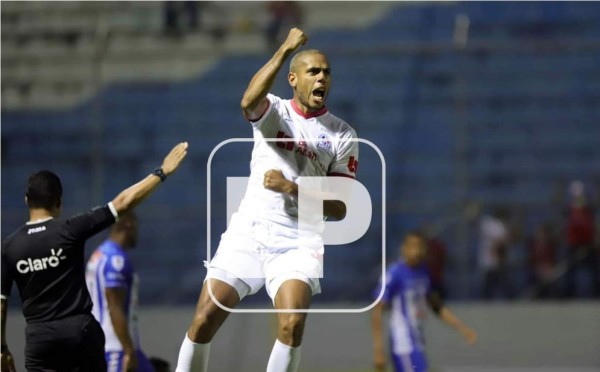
[
  {"x1": 563, "y1": 181, "x2": 599, "y2": 298},
  {"x1": 528, "y1": 223, "x2": 558, "y2": 298}
]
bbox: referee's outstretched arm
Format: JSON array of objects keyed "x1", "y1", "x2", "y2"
[
  {"x1": 112, "y1": 141, "x2": 188, "y2": 215},
  {"x1": 0, "y1": 142, "x2": 187, "y2": 371}
]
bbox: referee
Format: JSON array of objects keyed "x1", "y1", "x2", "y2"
[{"x1": 1, "y1": 142, "x2": 188, "y2": 371}]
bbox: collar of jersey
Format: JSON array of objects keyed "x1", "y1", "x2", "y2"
[
  {"x1": 26, "y1": 217, "x2": 54, "y2": 225},
  {"x1": 102, "y1": 239, "x2": 125, "y2": 253},
  {"x1": 290, "y1": 99, "x2": 328, "y2": 119}
]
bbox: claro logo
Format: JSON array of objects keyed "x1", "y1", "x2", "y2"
[{"x1": 16, "y1": 248, "x2": 66, "y2": 274}]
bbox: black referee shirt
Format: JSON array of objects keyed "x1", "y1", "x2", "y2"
[{"x1": 1, "y1": 204, "x2": 117, "y2": 323}]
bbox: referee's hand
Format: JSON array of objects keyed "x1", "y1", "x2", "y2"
[
  {"x1": 1, "y1": 349, "x2": 16, "y2": 372},
  {"x1": 161, "y1": 142, "x2": 189, "y2": 176}
]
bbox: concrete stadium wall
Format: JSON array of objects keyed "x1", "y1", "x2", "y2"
[{"x1": 5, "y1": 302, "x2": 600, "y2": 371}]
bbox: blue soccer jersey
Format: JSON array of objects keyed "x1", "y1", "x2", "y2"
[
  {"x1": 86, "y1": 240, "x2": 141, "y2": 352},
  {"x1": 377, "y1": 260, "x2": 432, "y2": 371}
]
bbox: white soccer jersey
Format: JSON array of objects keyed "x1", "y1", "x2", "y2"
[{"x1": 235, "y1": 93, "x2": 359, "y2": 231}]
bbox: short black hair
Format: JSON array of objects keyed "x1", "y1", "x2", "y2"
[
  {"x1": 110, "y1": 211, "x2": 137, "y2": 233},
  {"x1": 25, "y1": 170, "x2": 62, "y2": 210},
  {"x1": 289, "y1": 49, "x2": 326, "y2": 73},
  {"x1": 404, "y1": 230, "x2": 426, "y2": 242}
]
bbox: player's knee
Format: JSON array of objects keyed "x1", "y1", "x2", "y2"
[
  {"x1": 189, "y1": 308, "x2": 219, "y2": 343},
  {"x1": 278, "y1": 314, "x2": 306, "y2": 347}
]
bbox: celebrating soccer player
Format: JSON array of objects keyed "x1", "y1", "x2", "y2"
[{"x1": 176, "y1": 28, "x2": 359, "y2": 372}]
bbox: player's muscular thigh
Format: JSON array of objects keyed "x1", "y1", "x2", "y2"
[{"x1": 188, "y1": 280, "x2": 239, "y2": 343}]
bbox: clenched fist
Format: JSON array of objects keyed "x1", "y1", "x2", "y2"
[
  {"x1": 263, "y1": 169, "x2": 295, "y2": 194},
  {"x1": 281, "y1": 28, "x2": 308, "y2": 53}
]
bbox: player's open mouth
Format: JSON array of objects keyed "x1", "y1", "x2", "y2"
[{"x1": 312, "y1": 88, "x2": 326, "y2": 102}]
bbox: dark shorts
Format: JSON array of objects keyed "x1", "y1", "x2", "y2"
[{"x1": 25, "y1": 313, "x2": 106, "y2": 371}]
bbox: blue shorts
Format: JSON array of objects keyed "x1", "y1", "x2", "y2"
[
  {"x1": 106, "y1": 350, "x2": 154, "y2": 372},
  {"x1": 391, "y1": 350, "x2": 428, "y2": 372}
]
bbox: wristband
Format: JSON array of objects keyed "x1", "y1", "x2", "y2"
[{"x1": 152, "y1": 167, "x2": 167, "y2": 182}]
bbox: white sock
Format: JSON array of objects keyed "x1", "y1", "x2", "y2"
[
  {"x1": 175, "y1": 334, "x2": 211, "y2": 372},
  {"x1": 266, "y1": 339, "x2": 302, "y2": 372}
]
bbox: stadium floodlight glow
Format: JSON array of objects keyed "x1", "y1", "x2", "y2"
[{"x1": 207, "y1": 138, "x2": 386, "y2": 313}]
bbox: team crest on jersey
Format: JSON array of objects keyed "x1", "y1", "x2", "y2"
[
  {"x1": 111, "y1": 256, "x2": 125, "y2": 271},
  {"x1": 317, "y1": 134, "x2": 332, "y2": 151}
]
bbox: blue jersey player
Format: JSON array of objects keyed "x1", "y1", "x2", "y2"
[
  {"x1": 86, "y1": 212, "x2": 154, "y2": 372},
  {"x1": 372, "y1": 232, "x2": 477, "y2": 372}
]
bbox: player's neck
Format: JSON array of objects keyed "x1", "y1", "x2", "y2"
[
  {"x1": 292, "y1": 97, "x2": 310, "y2": 114},
  {"x1": 108, "y1": 233, "x2": 129, "y2": 249},
  {"x1": 28, "y1": 208, "x2": 56, "y2": 223},
  {"x1": 291, "y1": 97, "x2": 327, "y2": 118}
]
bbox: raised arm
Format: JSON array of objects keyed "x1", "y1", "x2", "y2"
[
  {"x1": 241, "y1": 28, "x2": 307, "y2": 121},
  {"x1": 111, "y1": 142, "x2": 188, "y2": 215}
]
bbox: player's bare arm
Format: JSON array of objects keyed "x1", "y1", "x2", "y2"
[
  {"x1": 427, "y1": 292, "x2": 478, "y2": 345},
  {"x1": 112, "y1": 142, "x2": 188, "y2": 215},
  {"x1": 1, "y1": 299, "x2": 16, "y2": 372},
  {"x1": 371, "y1": 301, "x2": 387, "y2": 372},
  {"x1": 263, "y1": 169, "x2": 346, "y2": 220},
  {"x1": 105, "y1": 288, "x2": 138, "y2": 372},
  {"x1": 241, "y1": 28, "x2": 307, "y2": 121}
]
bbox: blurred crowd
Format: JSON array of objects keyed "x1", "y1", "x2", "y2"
[
  {"x1": 162, "y1": 1, "x2": 302, "y2": 47},
  {"x1": 425, "y1": 179, "x2": 599, "y2": 301}
]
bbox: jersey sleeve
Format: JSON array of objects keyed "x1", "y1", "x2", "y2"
[
  {"x1": 63, "y1": 203, "x2": 117, "y2": 243},
  {"x1": 248, "y1": 94, "x2": 282, "y2": 130},
  {"x1": 102, "y1": 253, "x2": 131, "y2": 288},
  {"x1": 1, "y1": 240, "x2": 13, "y2": 299},
  {"x1": 374, "y1": 266, "x2": 397, "y2": 304},
  {"x1": 328, "y1": 128, "x2": 359, "y2": 178}
]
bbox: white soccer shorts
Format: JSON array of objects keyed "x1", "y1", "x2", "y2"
[{"x1": 205, "y1": 212, "x2": 323, "y2": 301}]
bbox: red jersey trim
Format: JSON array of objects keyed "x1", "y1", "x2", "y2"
[
  {"x1": 290, "y1": 99, "x2": 328, "y2": 119},
  {"x1": 328, "y1": 172, "x2": 355, "y2": 179}
]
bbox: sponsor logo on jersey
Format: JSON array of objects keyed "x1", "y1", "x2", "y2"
[
  {"x1": 107, "y1": 272, "x2": 125, "y2": 281},
  {"x1": 277, "y1": 131, "x2": 323, "y2": 164},
  {"x1": 16, "y1": 248, "x2": 66, "y2": 274},
  {"x1": 111, "y1": 255, "x2": 125, "y2": 271},
  {"x1": 27, "y1": 226, "x2": 46, "y2": 235},
  {"x1": 295, "y1": 146, "x2": 317, "y2": 161}
]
